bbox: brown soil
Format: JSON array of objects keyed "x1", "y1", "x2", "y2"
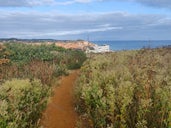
[{"x1": 41, "y1": 70, "x2": 79, "y2": 128}]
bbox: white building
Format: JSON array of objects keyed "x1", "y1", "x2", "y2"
[{"x1": 86, "y1": 44, "x2": 110, "y2": 53}]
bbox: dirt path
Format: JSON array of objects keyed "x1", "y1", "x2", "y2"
[{"x1": 41, "y1": 70, "x2": 79, "y2": 128}]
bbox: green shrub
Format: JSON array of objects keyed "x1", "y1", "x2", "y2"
[
  {"x1": 1, "y1": 43, "x2": 86, "y2": 84},
  {"x1": 75, "y1": 48, "x2": 171, "y2": 128},
  {"x1": 0, "y1": 79, "x2": 51, "y2": 128},
  {"x1": 0, "y1": 43, "x2": 87, "y2": 127}
]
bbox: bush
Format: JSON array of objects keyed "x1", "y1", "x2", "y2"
[
  {"x1": 67, "y1": 50, "x2": 87, "y2": 69},
  {"x1": 0, "y1": 79, "x2": 51, "y2": 128},
  {"x1": 1, "y1": 43, "x2": 86, "y2": 84},
  {"x1": 0, "y1": 43, "x2": 87, "y2": 127},
  {"x1": 75, "y1": 47, "x2": 171, "y2": 128}
]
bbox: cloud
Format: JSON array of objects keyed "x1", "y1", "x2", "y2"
[
  {"x1": 0, "y1": 0, "x2": 57, "y2": 7},
  {"x1": 8, "y1": 26, "x2": 121, "y2": 38},
  {"x1": 0, "y1": 0, "x2": 28, "y2": 7},
  {"x1": 118, "y1": 0, "x2": 171, "y2": 10},
  {"x1": 74, "y1": 0, "x2": 92, "y2": 3},
  {"x1": 0, "y1": 0, "x2": 102, "y2": 7},
  {"x1": 28, "y1": 0, "x2": 56, "y2": 6},
  {"x1": 0, "y1": 0, "x2": 170, "y2": 9},
  {"x1": 42, "y1": 0, "x2": 102, "y2": 6},
  {"x1": 136, "y1": 0, "x2": 171, "y2": 9},
  {"x1": 0, "y1": 10, "x2": 170, "y2": 40}
]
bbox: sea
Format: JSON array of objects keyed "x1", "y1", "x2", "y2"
[{"x1": 92, "y1": 40, "x2": 171, "y2": 51}]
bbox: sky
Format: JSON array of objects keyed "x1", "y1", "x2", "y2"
[{"x1": 0, "y1": 0, "x2": 171, "y2": 40}]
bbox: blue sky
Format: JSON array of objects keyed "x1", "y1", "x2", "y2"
[{"x1": 0, "y1": 0, "x2": 171, "y2": 40}]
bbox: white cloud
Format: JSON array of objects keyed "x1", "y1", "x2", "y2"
[
  {"x1": 0, "y1": 0, "x2": 170, "y2": 9},
  {"x1": 74, "y1": 0, "x2": 92, "y2": 3},
  {"x1": 28, "y1": 0, "x2": 56, "y2": 6},
  {"x1": 0, "y1": 10, "x2": 170, "y2": 40},
  {"x1": 10, "y1": 26, "x2": 122, "y2": 38},
  {"x1": 0, "y1": 0, "x2": 57, "y2": 7},
  {"x1": 56, "y1": 26, "x2": 122, "y2": 36},
  {"x1": 54, "y1": 0, "x2": 102, "y2": 5},
  {"x1": 0, "y1": 0, "x2": 28, "y2": 7},
  {"x1": 0, "y1": 0, "x2": 102, "y2": 6},
  {"x1": 116, "y1": 0, "x2": 171, "y2": 10}
]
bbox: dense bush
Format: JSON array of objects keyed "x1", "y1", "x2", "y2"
[
  {"x1": 75, "y1": 47, "x2": 171, "y2": 128},
  {"x1": 63, "y1": 50, "x2": 87, "y2": 69},
  {"x1": 0, "y1": 44, "x2": 10, "y2": 83},
  {"x1": 0, "y1": 79, "x2": 50, "y2": 128},
  {"x1": 4, "y1": 43, "x2": 86, "y2": 68},
  {"x1": 4, "y1": 43, "x2": 65, "y2": 64},
  {"x1": 0, "y1": 43, "x2": 86, "y2": 84}
]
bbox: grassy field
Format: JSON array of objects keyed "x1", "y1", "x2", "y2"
[{"x1": 75, "y1": 47, "x2": 171, "y2": 128}]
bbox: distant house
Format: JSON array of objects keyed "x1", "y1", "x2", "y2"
[{"x1": 86, "y1": 44, "x2": 110, "y2": 53}]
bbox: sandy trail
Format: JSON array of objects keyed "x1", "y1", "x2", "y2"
[{"x1": 41, "y1": 70, "x2": 79, "y2": 128}]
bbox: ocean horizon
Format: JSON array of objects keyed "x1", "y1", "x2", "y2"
[{"x1": 92, "y1": 40, "x2": 171, "y2": 51}]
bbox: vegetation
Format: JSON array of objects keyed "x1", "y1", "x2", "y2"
[
  {"x1": 0, "y1": 79, "x2": 50, "y2": 128},
  {"x1": 75, "y1": 47, "x2": 171, "y2": 128},
  {"x1": 0, "y1": 43, "x2": 86, "y2": 84},
  {"x1": 0, "y1": 45, "x2": 10, "y2": 64},
  {"x1": 0, "y1": 43, "x2": 87, "y2": 127}
]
